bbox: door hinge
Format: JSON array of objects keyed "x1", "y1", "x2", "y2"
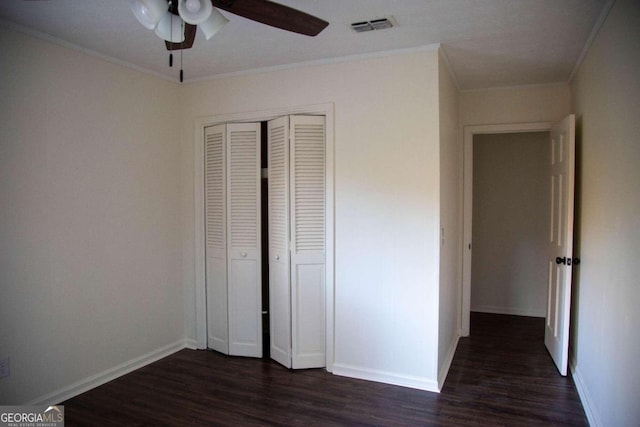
[{"x1": 555, "y1": 256, "x2": 581, "y2": 266}]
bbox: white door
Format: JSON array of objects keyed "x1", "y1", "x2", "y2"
[
  {"x1": 268, "y1": 116, "x2": 292, "y2": 368},
  {"x1": 205, "y1": 124, "x2": 229, "y2": 354},
  {"x1": 290, "y1": 115, "x2": 326, "y2": 369},
  {"x1": 226, "y1": 122, "x2": 262, "y2": 358},
  {"x1": 545, "y1": 114, "x2": 576, "y2": 376},
  {"x1": 267, "y1": 115, "x2": 326, "y2": 369}
]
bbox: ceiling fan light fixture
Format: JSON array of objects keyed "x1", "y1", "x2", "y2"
[
  {"x1": 130, "y1": 0, "x2": 167, "y2": 30},
  {"x1": 155, "y1": 12, "x2": 186, "y2": 43},
  {"x1": 199, "y1": 8, "x2": 229, "y2": 40},
  {"x1": 177, "y1": 0, "x2": 213, "y2": 25}
]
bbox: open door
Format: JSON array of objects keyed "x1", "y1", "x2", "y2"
[
  {"x1": 289, "y1": 115, "x2": 326, "y2": 369},
  {"x1": 268, "y1": 116, "x2": 292, "y2": 368},
  {"x1": 205, "y1": 124, "x2": 229, "y2": 354},
  {"x1": 205, "y1": 122, "x2": 262, "y2": 357},
  {"x1": 226, "y1": 122, "x2": 262, "y2": 358},
  {"x1": 545, "y1": 114, "x2": 576, "y2": 376},
  {"x1": 267, "y1": 115, "x2": 326, "y2": 369}
]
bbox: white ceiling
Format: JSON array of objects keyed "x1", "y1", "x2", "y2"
[{"x1": 0, "y1": 0, "x2": 610, "y2": 89}]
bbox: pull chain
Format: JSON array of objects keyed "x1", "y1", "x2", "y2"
[
  {"x1": 169, "y1": 2, "x2": 174, "y2": 68},
  {"x1": 179, "y1": 19, "x2": 184, "y2": 82},
  {"x1": 180, "y1": 49, "x2": 184, "y2": 83}
]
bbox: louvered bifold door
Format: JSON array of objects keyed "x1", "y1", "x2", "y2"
[
  {"x1": 290, "y1": 115, "x2": 326, "y2": 369},
  {"x1": 267, "y1": 116, "x2": 292, "y2": 368},
  {"x1": 204, "y1": 124, "x2": 229, "y2": 354},
  {"x1": 226, "y1": 123, "x2": 262, "y2": 357}
]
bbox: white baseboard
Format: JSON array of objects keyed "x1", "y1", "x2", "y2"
[
  {"x1": 332, "y1": 363, "x2": 439, "y2": 393},
  {"x1": 185, "y1": 338, "x2": 200, "y2": 350},
  {"x1": 27, "y1": 340, "x2": 187, "y2": 406},
  {"x1": 438, "y1": 334, "x2": 460, "y2": 391},
  {"x1": 570, "y1": 357, "x2": 602, "y2": 427},
  {"x1": 471, "y1": 305, "x2": 546, "y2": 318}
]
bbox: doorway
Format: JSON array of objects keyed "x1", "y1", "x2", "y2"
[
  {"x1": 470, "y1": 131, "x2": 550, "y2": 318},
  {"x1": 462, "y1": 117, "x2": 577, "y2": 376},
  {"x1": 461, "y1": 122, "x2": 552, "y2": 336}
]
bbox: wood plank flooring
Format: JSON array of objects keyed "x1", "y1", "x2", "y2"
[{"x1": 62, "y1": 313, "x2": 587, "y2": 426}]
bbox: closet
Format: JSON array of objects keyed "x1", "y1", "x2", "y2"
[{"x1": 204, "y1": 115, "x2": 326, "y2": 369}]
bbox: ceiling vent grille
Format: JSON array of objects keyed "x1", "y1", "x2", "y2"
[{"x1": 351, "y1": 17, "x2": 394, "y2": 33}]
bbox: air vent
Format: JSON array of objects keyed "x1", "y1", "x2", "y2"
[
  {"x1": 370, "y1": 18, "x2": 393, "y2": 30},
  {"x1": 351, "y1": 21, "x2": 374, "y2": 33},
  {"x1": 351, "y1": 17, "x2": 395, "y2": 33}
]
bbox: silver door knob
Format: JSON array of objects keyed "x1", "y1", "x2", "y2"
[
  {"x1": 241, "y1": 252, "x2": 247, "y2": 257},
  {"x1": 275, "y1": 255, "x2": 280, "y2": 260}
]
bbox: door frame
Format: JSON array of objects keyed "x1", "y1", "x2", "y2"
[
  {"x1": 193, "y1": 103, "x2": 335, "y2": 371},
  {"x1": 461, "y1": 121, "x2": 552, "y2": 336}
]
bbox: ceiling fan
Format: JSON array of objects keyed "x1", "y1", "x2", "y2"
[{"x1": 131, "y1": 0, "x2": 329, "y2": 52}]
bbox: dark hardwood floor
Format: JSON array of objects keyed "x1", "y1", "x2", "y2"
[{"x1": 62, "y1": 313, "x2": 587, "y2": 426}]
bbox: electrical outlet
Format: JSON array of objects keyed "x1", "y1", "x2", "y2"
[{"x1": 0, "y1": 357, "x2": 9, "y2": 379}]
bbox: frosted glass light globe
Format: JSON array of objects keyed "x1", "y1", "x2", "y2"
[
  {"x1": 186, "y1": 0, "x2": 201, "y2": 13},
  {"x1": 178, "y1": 0, "x2": 213, "y2": 25}
]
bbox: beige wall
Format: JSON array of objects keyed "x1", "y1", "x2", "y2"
[
  {"x1": 0, "y1": 27, "x2": 184, "y2": 404},
  {"x1": 437, "y1": 53, "x2": 461, "y2": 386},
  {"x1": 180, "y1": 49, "x2": 443, "y2": 389},
  {"x1": 570, "y1": 0, "x2": 640, "y2": 424},
  {"x1": 460, "y1": 84, "x2": 571, "y2": 126},
  {"x1": 0, "y1": 29, "x2": 450, "y2": 401},
  {"x1": 471, "y1": 132, "x2": 549, "y2": 317}
]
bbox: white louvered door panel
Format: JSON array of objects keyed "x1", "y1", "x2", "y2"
[
  {"x1": 204, "y1": 124, "x2": 229, "y2": 354},
  {"x1": 226, "y1": 122, "x2": 262, "y2": 357},
  {"x1": 268, "y1": 116, "x2": 292, "y2": 368},
  {"x1": 290, "y1": 115, "x2": 326, "y2": 369}
]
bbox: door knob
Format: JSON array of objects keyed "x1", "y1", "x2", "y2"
[
  {"x1": 241, "y1": 252, "x2": 247, "y2": 257},
  {"x1": 275, "y1": 255, "x2": 280, "y2": 260}
]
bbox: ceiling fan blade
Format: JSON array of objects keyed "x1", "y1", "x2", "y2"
[
  {"x1": 212, "y1": 0, "x2": 328, "y2": 36},
  {"x1": 166, "y1": 23, "x2": 197, "y2": 51}
]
